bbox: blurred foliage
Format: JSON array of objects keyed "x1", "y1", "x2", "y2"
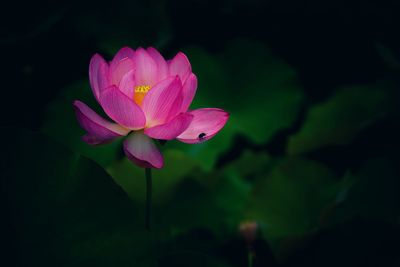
[
  {"x1": 287, "y1": 83, "x2": 396, "y2": 155},
  {"x1": 330, "y1": 157, "x2": 400, "y2": 225},
  {"x1": 2, "y1": 129, "x2": 152, "y2": 266},
  {"x1": 33, "y1": 35, "x2": 400, "y2": 265},
  {"x1": 2, "y1": 129, "x2": 244, "y2": 266},
  {"x1": 4, "y1": 1, "x2": 400, "y2": 263},
  {"x1": 107, "y1": 150, "x2": 200, "y2": 205},
  {"x1": 167, "y1": 40, "x2": 305, "y2": 169},
  {"x1": 247, "y1": 157, "x2": 339, "y2": 240},
  {"x1": 41, "y1": 80, "x2": 123, "y2": 167},
  {"x1": 108, "y1": 152, "x2": 250, "y2": 236}
]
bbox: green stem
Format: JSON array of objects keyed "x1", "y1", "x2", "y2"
[
  {"x1": 145, "y1": 168, "x2": 152, "y2": 231},
  {"x1": 247, "y1": 248, "x2": 253, "y2": 267}
]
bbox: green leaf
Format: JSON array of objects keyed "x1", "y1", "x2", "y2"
[
  {"x1": 161, "y1": 171, "x2": 251, "y2": 236},
  {"x1": 331, "y1": 158, "x2": 400, "y2": 225},
  {"x1": 167, "y1": 40, "x2": 304, "y2": 169},
  {"x1": 247, "y1": 158, "x2": 339, "y2": 240},
  {"x1": 2, "y1": 128, "x2": 152, "y2": 266},
  {"x1": 223, "y1": 150, "x2": 274, "y2": 182},
  {"x1": 107, "y1": 149, "x2": 201, "y2": 205},
  {"x1": 41, "y1": 80, "x2": 122, "y2": 167},
  {"x1": 163, "y1": 46, "x2": 234, "y2": 170},
  {"x1": 287, "y1": 84, "x2": 394, "y2": 155},
  {"x1": 107, "y1": 147, "x2": 250, "y2": 235},
  {"x1": 221, "y1": 40, "x2": 305, "y2": 144}
]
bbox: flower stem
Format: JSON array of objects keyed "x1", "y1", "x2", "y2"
[
  {"x1": 247, "y1": 250, "x2": 253, "y2": 267},
  {"x1": 145, "y1": 168, "x2": 152, "y2": 231}
]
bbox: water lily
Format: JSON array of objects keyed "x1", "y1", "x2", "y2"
[{"x1": 73, "y1": 47, "x2": 229, "y2": 169}]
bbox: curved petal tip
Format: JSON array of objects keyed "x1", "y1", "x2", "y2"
[{"x1": 177, "y1": 108, "x2": 229, "y2": 144}]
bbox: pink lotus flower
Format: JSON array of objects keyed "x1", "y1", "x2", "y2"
[{"x1": 73, "y1": 47, "x2": 229, "y2": 169}]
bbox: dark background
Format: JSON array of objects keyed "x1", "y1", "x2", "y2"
[{"x1": 1, "y1": 0, "x2": 400, "y2": 266}]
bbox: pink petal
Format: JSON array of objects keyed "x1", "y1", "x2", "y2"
[
  {"x1": 141, "y1": 76, "x2": 183, "y2": 127},
  {"x1": 123, "y1": 132, "x2": 164, "y2": 169},
  {"x1": 177, "y1": 108, "x2": 229, "y2": 144},
  {"x1": 99, "y1": 85, "x2": 146, "y2": 130},
  {"x1": 180, "y1": 73, "x2": 197, "y2": 112},
  {"x1": 73, "y1": 100, "x2": 129, "y2": 145},
  {"x1": 89, "y1": 54, "x2": 109, "y2": 100},
  {"x1": 118, "y1": 69, "x2": 136, "y2": 98},
  {"x1": 111, "y1": 47, "x2": 135, "y2": 63},
  {"x1": 109, "y1": 57, "x2": 135, "y2": 86},
  {"x1": 133, "y1": 48, "x2": 158, "y2": 86},
  {"x1": 147, "y1": 47, "x2": 168, "y2": 81},
  {"x1": 144, "y1": 113, "x2": 193, "y2": 140},
  {"x1": 169, "y1": 52, "x2": 191, "y2": 83}
]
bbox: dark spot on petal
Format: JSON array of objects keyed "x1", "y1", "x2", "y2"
[{"x1": 198, "y1": 133, "x2": 206, "y2": 140}]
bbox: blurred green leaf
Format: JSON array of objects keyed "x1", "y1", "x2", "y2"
[
  {"x1": 41, "y1": 80, "x2": 122, "y2": 167},
  {"x1": 158, "y1": 170, "x2": 251, "y2": 236},
  {"x1": 331, "y1": 158, "x2": 400, "y2": 225},
  {"x1": 223, "y1": 150, "x2": 274, "y2": 182},
  {"x1": 2, "y1": 128, "x2": 153, "y2": 266},
  {"x1": 108, "y1": 148, "x2": 250, "y2": 236},
  {"x1": 168, "y1": 40, "x2": 304, "y2": 169},
  {"x1": 287, "y1": 84, "x2": 394, "y2": 155},
  {"x1": 221, "y1": 40, "x2": 305, "y2": 144},
  {"x1": 164, "y1": 46, "x2": 234, "y2": 170},
  {"x1": 107, "y1": 149, "x2": 200, "y2": 205},
  {"x1": 247, "y1": 158, "x2": 339, "y2": 240}
]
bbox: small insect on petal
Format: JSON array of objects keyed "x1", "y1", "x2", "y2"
[{"x1": 198, "y1": 132, "x2": 206, "y2": 141}]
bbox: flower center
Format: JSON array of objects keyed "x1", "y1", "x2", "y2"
[{"x1": 134, "y1": 85, "x2": 151, "y2": 106}]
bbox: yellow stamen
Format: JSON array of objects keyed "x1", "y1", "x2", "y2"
[{"x1": 134, "y1": 85, "x2": 151, "y2": 106}]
